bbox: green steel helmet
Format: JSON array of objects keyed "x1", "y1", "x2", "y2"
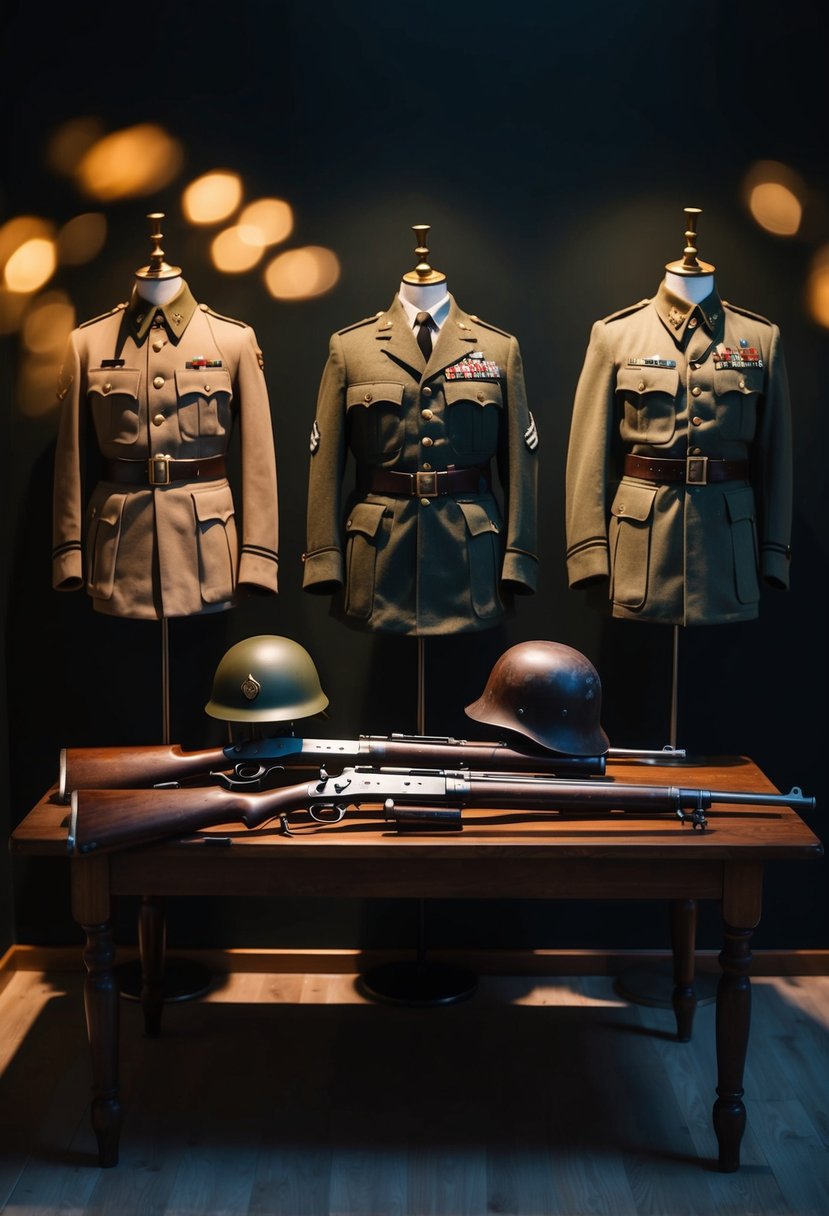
[
  {"x1": 464, "y1": 640, "x2": 610, "y2": 756},
  {"x1": 205, "y1": 635, "x2": 329, "y2": 723}
]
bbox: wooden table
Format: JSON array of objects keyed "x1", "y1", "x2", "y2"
[{"x1": 10, "y1": 756, "x2": 822, "y2": 1172}]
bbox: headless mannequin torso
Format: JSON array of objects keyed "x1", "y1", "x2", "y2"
[
  {"x1": 664, "y1": 269, "x2": 715, "y2": 304},
  {"x1": 134, "y1": 274, "x2": 183, "y2": 306}
]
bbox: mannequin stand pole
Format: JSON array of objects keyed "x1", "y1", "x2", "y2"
[
  {"x1": 117, "y1": 618, "x2": 212, "y2": 1021},
  {"x1": 359, "y1": 636, "x2": 477, "y2": 1007}
]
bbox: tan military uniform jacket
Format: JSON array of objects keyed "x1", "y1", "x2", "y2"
[
  {"x1": 52, "y1": 282, "x2": 279, "y2": 619},
  {"x1": 565, "y1": 281, "x2": 792, "y2": 625},
  {"x1": 302, "y1": 294, "x2": 538, "y2": 634}
]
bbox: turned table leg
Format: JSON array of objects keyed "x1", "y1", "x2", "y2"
[
  {"x1": 714, "y1": 861, "x2": 763, "y2": 1172},
  {"x1": 138, "y1": 895, "x2": 166, "y2": 1037},
  {"x1": 72, "y1": 856, "x2": 121, "y2": 1168},
  {"x1": 670, "y1": 897, "x2": 698, "y2": 1042}
]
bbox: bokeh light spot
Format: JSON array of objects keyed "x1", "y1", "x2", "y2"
[
  {"x1": 211, "y1": 226, "x2": 265, "y2": 273},
  {"x1": 57, "y1": 213, "x2": 107, "y2": 266},
  {"x1": 75, "y1": 124, "x2": 183, "y2": 201},
  {"x1": 264, "y1": 246, "x2": 340, "y2": 300},
  {"x1": 182, "y1": 172, "x2": 244, "y2": 224},
  {"x1": 4, "y1": 238, "x2": 58, "y2": 293},
  {"x1": 238, "y1": 198, "x2": 294, "y2": 247}
]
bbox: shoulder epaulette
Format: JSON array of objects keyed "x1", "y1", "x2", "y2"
[
  {"x1": 337, "y1": 312, "x2": 383, "y2": 336},
  {"x1": 722, "y1": 300, "x2": 773, "y2": 326},
  {"x1": 79, "y1": 302, "x2": 128, "y2": 328},
  {"x1": 199, "y1": 303, "x2": 247, "y2": 327},
  {"x1": 602, "y1": 298, "x2": 650, "y2": 324},
  {"x1": 467, "y1": 315, "x2": 511, "y2": 338}
]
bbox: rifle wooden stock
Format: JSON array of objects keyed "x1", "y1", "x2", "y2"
[
  {"x1": 68, "y1": 769, "x2": 817, "y2": 855},
  {"x1": 59, "y1": 737, "x2": 610, "y2": 801}
]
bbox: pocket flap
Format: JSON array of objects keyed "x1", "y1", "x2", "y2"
[
  {"x1": 612, "y1": 481, "x2": 657, "y2": 523},
  {"x1": 175, "y1": 368, "x2": 233, "y2": 399},
  {"x1": 724, "y1": 485, "x2": 756, "y2": 524},
  {"x1": 96, "y1": 494, "x2": 127, "y2": 528},
  {"x1": 458, "y1": 500, "x2": 500, "y2": 536},
  {"x1": 87, "y1": 369, "x2": 141, "y2": 399},
  {"x1": 616, "y1": 365, "x2": 679, "y2": 396},
  {"x1": 192, "y1": 486, "x2": 235, "y2": 525},
  {"x1": 345, "y1": 501, "x2": 387, "y2": 538},
  {"x1": 714, "y1": 366, "x2": 763, "y2": 396},
  {"x1": 444, "y1": 380, "x2": 503, "y2": 408},
  {"x1": 346, "y1": 382, "x2": 405, "y2": 410}
]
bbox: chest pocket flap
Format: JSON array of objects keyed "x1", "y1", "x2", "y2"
[
  {"x1": 346, "y1": 501, "x2": 388, "y2": 537},
  {"x1": 714, "y1": 367, "x2": 764, "y2": 397},
  {"x1": 175, "y1": 368, "x2": 234, "y2": 400},
  {"x1": 458, "y1": 500, "x2": 500, "y2": 536},
  {"x1": 346, "y1": 382, "x2": 405, "y2": 410},
  {"x1": 87, "y1": 368, "x2": 141, "y2": 398},
  {"x1": 616, "y1": 366, "x2": 679, "y2": 396},
  {"x1": 444, "y1": 380, "x2": 503, "y2": 407}
]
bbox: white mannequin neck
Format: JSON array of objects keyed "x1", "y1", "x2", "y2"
[
  {"x1": 135, "y1": 275, "x2": 183, "y2": 305},
  {"x1": 398, "y1": 279, "x2": 449, "y2": 311},
  {"x1": 665, "y1": 270, "x2": 715, "y2": 304}
]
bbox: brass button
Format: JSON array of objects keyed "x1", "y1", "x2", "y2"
[
  {"x1": 153, "y1": 375, "x2": 164, "y2": 389},
  {"x1": 363, "y1": 392, "x2": 373, "y2": 403},
  {"x1": 203, "y1": 384, "x2": 211, "y2": 393},
  {"x1": 102, "y1": 382, "x2": 112, "y2": 395},
  {"x1": 152, "y1": 339, "x2": 164, "y2": 352},
  {"x1": 420, "y1": 497, "x2": 431, "y2": 506},
  {"x1": 422, "y1": 436, "x2": 433, "y2": 447},
  {"x1": 422, "y1": 386, "x2": 433, "y2": 397},
  {"x1": 688, "y1": 317, "x2": 698, "y2": 328},
  {"x1": 476, "y1": 391, "x2": 486, "y2": 402},
  {"x1": 421, "y1": 408, "x2": 433, "y2": 420},
  {"x1": 638, "y1": 380, "x2": 645, "y2": 391},
  {"x1": 153, "y1": 413, "x2": 165, "y2": 427},
  {"x1": 422, "y1": 462, "x2": 432, "y2": 471},
  {"x1": 692, "y1": 416, "x2": 702, "y2": 426},
  {"x1": 691, "y1": 385, "x2": 701, "y2": 397},
  {"x1": 690, "y1": 447, "x2": 702, "y2": 455},
  {"x1": 739, "y1": 378, "x2": 746, "y2": 389}
]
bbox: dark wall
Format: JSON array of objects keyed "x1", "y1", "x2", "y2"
[{"x1": 3, "y1": 0, "x2": 827, "y2": 954}]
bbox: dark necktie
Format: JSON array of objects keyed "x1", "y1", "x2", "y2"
[{"x1": 415, "y1": 311, "x2": 433, "y2": 360}]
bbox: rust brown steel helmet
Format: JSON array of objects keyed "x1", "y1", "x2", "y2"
[
  {"x1": 205, "y1": 635, "x2": 329, "y2": 723},
  {"x1": 465, "y1": 640, "x2": 610, "y2": 756}
]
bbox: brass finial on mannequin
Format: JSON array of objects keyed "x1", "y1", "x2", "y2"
[
  {"x1": 135, "y1": 211, "x2": 182, "y2": 281},
  {"x1": 402, "y1": 224, "x2": 447, "y2": 286},
  {"x1": 665, "y1": 207, "x2": 716, "y2": 277}
]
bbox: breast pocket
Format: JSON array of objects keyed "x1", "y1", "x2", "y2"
[
  {"x1": 444, "y1": 380, "x2": 503, "y2": 460},
  {"x1": 88, "y1": 369, "x2": 142, "y2": 447},
  {"x1": 713, "y1": 367, "x2": 763, "y2": 441},
  {"x1": 346, "y1": 382, "x2": 405, "y2": 462},
  {"x1": 175, "y1": 369, "x2": 234, "y2": 439},
  {"x1": 616, "y1": 366, "x2": 679, "y2": 445}
]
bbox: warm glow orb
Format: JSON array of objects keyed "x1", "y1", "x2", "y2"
[
  {"x1": 807, "y1": 248, "x2": 829, "y2": 329},
  {"x1": 237, "y1": 198, "x2": 293, "y2": 247},
  {"x1": 182, "y1": 172, "x2": 244, "y2": 224},
  {"x1": 748, "y1": 182, "x2": 802, "y2": 236},
  {"x1": 264, "y1": 246, "x2": 340, "y2": 300},
  {"x1": 3, "y1": 238, "x2": 58, "y2": 293},
  {"x1": 57, "y1": 213, "x2": 107, "y2": 265},
  {"x1": 211, "y1": 226, "x2": 265, "y2": 273},
  {"x1": 22, "y1": 292, "x2": 76, "y2": 355},
  {"x1": 75, "y1": 124, "x2": 183, "y2": 201}
]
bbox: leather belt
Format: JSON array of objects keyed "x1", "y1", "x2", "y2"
[
  {"x1": 624, "y1": 453, "x2": 750, "y2": 486},
  {"x1": 103, "y1": 454, "x2": 227, "y2": 487},
  {"x1": 365, "y1": 465, "x2": 490, "y2": 498}
]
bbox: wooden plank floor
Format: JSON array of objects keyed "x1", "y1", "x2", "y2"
[{"x1": 1, "y1": 967, "x2": 828, "y2": 1215}]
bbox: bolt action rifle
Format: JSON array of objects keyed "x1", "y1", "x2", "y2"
[
  {"x1": 67, "y1": 766, "x2": 815, "y2": 855},
  {"x1": 58, "y1": 734, "x2": 687, "y2": 802}
]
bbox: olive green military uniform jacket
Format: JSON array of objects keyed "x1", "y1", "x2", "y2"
[
  {"x1": 302, "y1": 295, "x2": 538, "y2": 634},
  {"x1": 565, "y1": 282, "x2": 792, "y2": 625},
  {"x1": 52, "y1": 282, "x2": 279, "y2": 619}
]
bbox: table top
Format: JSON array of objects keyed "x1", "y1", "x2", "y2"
[{"x1": 11, "y1": 756, "x2": 823, "y2": 865}]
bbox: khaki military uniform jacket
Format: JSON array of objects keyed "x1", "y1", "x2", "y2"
[
  {"x1": 52, "y1": 282, "x2": 279, "y2": 619},
  {"x1": 565, "y1": 281, "x2": 792, "y2": 625},
  {"x1": 302, "y1": 295, "x2": 538, "y2": 634}
]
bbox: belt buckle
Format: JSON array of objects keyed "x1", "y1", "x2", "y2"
[
  {"x1": 416, "y1": 471, "x2": 438, "y2": 497},
  {"x1": 686, "y1": 455, "x2": 708, "y2": 485},
  {"x1": 149, "y1": 454, "x2": 172, "y2": 486}
]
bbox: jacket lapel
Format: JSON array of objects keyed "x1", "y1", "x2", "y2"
[{"x1": 375, "y1": 296, "x2": 425, "y2": 380}]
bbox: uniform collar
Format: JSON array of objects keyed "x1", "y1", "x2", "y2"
[
  {"x1": 653, "y1": 279, "x2": 724, "y2": 344},
  {"x1": 374, "y1": 294, "x2": 479, "y2": 379},
  {"x1": 127, "y1": 280, "x2": 198, "y2": 344},
  {"x1": 397, "y1": 290, "x2": 451, "y2": 333}
]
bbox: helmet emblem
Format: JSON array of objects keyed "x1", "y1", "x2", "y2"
[{"x1": 241, "y1": 673, "x2": 261, "y2": 702}]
